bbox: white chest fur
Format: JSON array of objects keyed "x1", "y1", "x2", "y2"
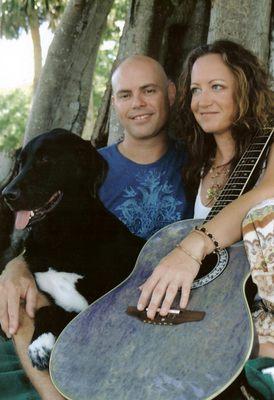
[{"x1": 35, "y1": 268, "x2": 88, "y2": 313}]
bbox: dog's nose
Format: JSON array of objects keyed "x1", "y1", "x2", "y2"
[{"x1": 2, "y1": 186, "x2": 21, "y2": 202}]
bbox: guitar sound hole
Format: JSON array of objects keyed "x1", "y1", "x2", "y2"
[
  {"x1": 196, "y1": 253, "x2": 218, "y2": 280},
  {"x1": 191, "y1": 248, "x2": 229, "y2": 289}
]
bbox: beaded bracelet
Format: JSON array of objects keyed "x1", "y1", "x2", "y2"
[
  {"x1": 176, "y1": 243, "x2": 202, "y2": 266},
  {"x1": 194, "y1": 225, "x2": 221, "y2": 253}
]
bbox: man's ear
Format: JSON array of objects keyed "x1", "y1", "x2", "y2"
[{"x1": 167, "y1": 81, "x2": 176, "y2": 107}]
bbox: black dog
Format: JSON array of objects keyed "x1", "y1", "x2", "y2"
[{"x1": 2, "y1": 129, "x2": 144, "y2": 369}]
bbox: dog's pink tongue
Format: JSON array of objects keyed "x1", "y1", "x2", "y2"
[{"x1": 15, "y1": 211, "x2": 31, "y2": 230}]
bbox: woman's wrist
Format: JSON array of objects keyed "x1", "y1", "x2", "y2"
[
  {"x1": 178, "y1": 231, "x2": 207, "y2": 261},
  {"x1": 191, "y1": 229, "x2": 216, "y2": 256},
  {"x1": 194, "y1": 225, "x2": 221, "y2": 253},
  {"x1": 175, "y1": 243, "x2": 202, "y2": 266}
]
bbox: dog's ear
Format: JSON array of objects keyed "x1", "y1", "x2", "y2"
[
  {"x1": 77, "y1": 140, "x2": 108, "y2": 199},
  {"x1": 89, "y1": 148, "x2": 108, "y2": 199}
]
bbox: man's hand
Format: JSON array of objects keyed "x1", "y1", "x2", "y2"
[{"x1": 0, "y1": 255, "x2": 38, "y2": 338}]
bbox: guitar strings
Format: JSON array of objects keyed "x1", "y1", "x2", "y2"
[{"x1": 212, "y1": 128, "x2": 272, "y2": 216}]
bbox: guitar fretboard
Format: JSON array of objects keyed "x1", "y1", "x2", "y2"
[{"x1": 206, "y1": 127, "x2": 274, "y2": 221}]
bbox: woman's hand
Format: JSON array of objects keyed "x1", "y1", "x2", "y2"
[
  {"x1": 0, "y1": 255, "x2": 38, "y2": 338},
  {"x1": 137, "y1": 232, "x2": 207, "y2": 319}
]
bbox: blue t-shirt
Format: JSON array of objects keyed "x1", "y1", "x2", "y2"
[{"x1": 98, "y1": 143, "x2": 192, "y2": 239}]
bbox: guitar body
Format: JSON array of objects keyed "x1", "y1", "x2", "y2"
[{"x1": 50, "y1": 219, "x2": 254, "y2": 400}]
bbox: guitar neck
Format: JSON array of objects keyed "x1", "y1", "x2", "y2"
[{"x1": 206, "y1": 127, "x2": 274, "y2": 221}]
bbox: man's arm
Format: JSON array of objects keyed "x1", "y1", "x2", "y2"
[
  {"x1": 0, "y1": 257, "x2": 65, "y2": 399},
  {"x1": 13, "y1": 295, "x2": 65, "y2": 400}
]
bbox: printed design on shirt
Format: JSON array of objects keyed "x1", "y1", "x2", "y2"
[{"x1": 115, "y1": 170, "x2": 182, "y2": 238}]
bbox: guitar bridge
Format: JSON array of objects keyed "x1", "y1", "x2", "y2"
[{"x1": 126, "y1": 306, "x2": 205, "y2": 325}]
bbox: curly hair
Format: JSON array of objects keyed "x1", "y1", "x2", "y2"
[{"x1": 177, "y1": 39, "x2": 274, "y2": 200}]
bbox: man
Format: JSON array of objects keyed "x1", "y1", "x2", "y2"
[
  {"x1": 99, "y1": 55, "x2": 191, "y2": 240},
  {"x1": 0, "y1": 55, "x2": 191, "y2": 399}
]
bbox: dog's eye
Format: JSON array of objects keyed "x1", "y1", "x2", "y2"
[
  {"x1": 34, "y1": 156, "x2": 49, "y2": 167},
  {"x1": 38, "y1": 156, "x2": 49, "y2": 164}
]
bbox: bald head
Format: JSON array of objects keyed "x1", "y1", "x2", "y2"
[{"x1": 111, "y1": 55, "x2": 169, "y2": 93}]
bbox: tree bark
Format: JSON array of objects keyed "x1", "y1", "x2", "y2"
[
  {"x1": 82, "y1": 89, "x2": 95, "y2": 140},
  {"x1": 24, "y1": 0, "x2": 114, "y2": 145},
  {"x1": 207, "y1": 0, "x2": 272, "y2": 65},
  {"x1": 163, "y1": 0, "x2": 210, "y2": 84},
  {"x1": 0, "y1": 151, "x2": 15, "y2": 187},
  {"x1": 28, "y1": 11, "x2": 42, "y2": 93}
]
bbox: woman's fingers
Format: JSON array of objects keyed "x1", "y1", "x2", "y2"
[
  {"x1": 159, "y1": 283, "x2": 179, "y2": 316},
  {"x1": 137, "y1": 272, "x2": 160, "y2": 311},
  {"x1": 145, "y1": 281, "x2": 169, "y2": 319},
  {"x1": 179, "y1": 282, "x2": 192, "y2": 309}
]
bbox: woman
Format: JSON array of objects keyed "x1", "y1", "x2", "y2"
[{"x1": 137, "y1": 40, "x2": 274, "y2": 358}]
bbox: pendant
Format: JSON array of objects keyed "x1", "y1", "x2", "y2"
[{"x1": 206, "y1": 184, "x2": 222, "y2": 202}]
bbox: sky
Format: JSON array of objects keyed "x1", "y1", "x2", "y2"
[{"x1": 0, "y1": 23, "x2": 53, "y2": 90}]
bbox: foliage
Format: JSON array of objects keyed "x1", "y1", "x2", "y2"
[
  {"x1": 0, "y1": 89, "x2": 31, "y2": 151},
  {"x1": 0, "y1": 0, "x2": 66, "y2": 39},
  {"x1": 93, "y1": 0, "x2": 128, "y2": 116}
]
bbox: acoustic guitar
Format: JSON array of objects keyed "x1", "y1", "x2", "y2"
[{"x1": 50, "y1": 127, "x2": 273, "y2": 400}]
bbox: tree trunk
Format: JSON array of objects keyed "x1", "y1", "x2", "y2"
[
  {"x1": 93, "y1": 0, "x2": 209, "y2": 146},
  {"x1": 207, "y1": 0, "x2": 272, "y2": 65},
  {"x1": 0, "y1": 151, "x2": 15, "y2": 187},
  {"x1": 24, "y1": 0, "x2": 114, "y2": 145},
  {"x1": 163, "y1": 0, "x2": 210, "y2": 84},
  {"x1": 28, "y1": 11, "x2": 42, "y2": 93},
  {"x1": 82, "y1": 89, "x2": 95, "y2": 140}
]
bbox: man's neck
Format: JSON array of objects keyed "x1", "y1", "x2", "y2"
[{"x1": 118, "y1": 135, "x2": 169, "y2": 164}]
